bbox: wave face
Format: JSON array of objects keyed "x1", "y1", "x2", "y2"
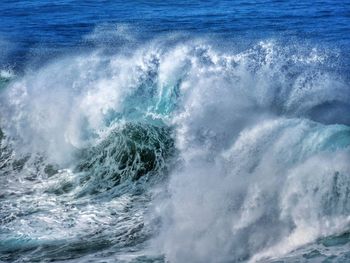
[{"x1": 0, "y1": 36, "x2": 350, "y2": 262}]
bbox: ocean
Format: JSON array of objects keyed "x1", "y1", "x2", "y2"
[{"x1": 0, "y1": 1, "x2": 350, "y2": 262}]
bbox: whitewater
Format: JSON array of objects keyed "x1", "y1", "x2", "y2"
[{"x1": 0, "y1": 32, "x2": 350, "y2": 262}]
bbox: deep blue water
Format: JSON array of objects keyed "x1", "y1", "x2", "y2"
[
  {"x1": 1, "y1": 0, "x2": 350, "y2": 69},
  {"x1": 1, "y1": 1, "x2": 350, "y2": 263}
]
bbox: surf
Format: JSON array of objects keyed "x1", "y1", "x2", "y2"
[{"x1": 0, "y1": 35, "x2": 349, "y2": 262}]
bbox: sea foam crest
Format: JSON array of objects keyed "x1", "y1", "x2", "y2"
[{"x1": 0, "y1": 37, "x2": 349, "y2": 262}]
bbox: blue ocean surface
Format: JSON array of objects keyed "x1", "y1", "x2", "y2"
[
  {"x1": 0, "y1": 1, "x2": 350, "y2": 262},
  {"x1": 1, "y1": 0, "x2": 350, "y2": 69}
]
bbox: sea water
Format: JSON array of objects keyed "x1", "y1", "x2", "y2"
[{"x1": 0, "y1": 1, "x2": 350, "y2": 262}]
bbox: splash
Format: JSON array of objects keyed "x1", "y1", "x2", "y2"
[{"x1": 0, "y1": 36, "x2": 349, "y2": 262}]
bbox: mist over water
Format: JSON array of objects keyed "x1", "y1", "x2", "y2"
[{"x1": 1, "y1": 1, "x2": 350, "y2": 262}]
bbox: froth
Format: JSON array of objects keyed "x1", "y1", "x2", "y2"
[{"x1": 1, "y1": 35, "x2": 349, "y2": 262}]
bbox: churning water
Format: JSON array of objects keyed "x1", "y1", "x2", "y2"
[{"x1": 1, "y1": 1, "x2": 350, "y2": 262}]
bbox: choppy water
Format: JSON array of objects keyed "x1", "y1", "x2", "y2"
[{"x1": 1, "y1": 1, "x2": 350, "y2": 262}]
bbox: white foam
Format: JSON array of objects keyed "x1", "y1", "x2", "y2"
[{"x1": 1, "y1": 35, "x2": 350, "y2": 262}]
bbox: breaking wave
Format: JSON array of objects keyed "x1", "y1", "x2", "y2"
[{"x1": 0, "y1": 36, "x2": 349, "y2": 262}]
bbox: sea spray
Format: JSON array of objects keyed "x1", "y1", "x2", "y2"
[{"x1": 0, "y1": 37, "x2": 349, "y2": 262}]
